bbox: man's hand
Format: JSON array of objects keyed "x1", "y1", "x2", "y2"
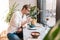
[
  {"x1": 27, "y1": 17, "x2": 32, "y2": 22},
  {"x1": 17, "y1": 28, "x2": 22, "y2": 33},
  {"x1": 21, "y1": 17, "x2": 32, "y2": 27}
]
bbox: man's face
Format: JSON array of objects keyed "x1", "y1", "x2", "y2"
[{"x1": 24, "y1": 8, "x2": 30, "y2": 15}]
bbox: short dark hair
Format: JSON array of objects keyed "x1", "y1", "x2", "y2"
[{"x1": 22, "y1": 5, "x2": 30, "y2": 10}]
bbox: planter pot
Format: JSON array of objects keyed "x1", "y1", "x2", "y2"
[{"x1": 31, "y1": 19, "x2": 37, "y2": 25}]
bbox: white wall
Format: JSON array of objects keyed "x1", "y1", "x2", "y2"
[
  {"x1": 9, "y1": 0, "x2": 37, "y2": 11},
  {"x1": 46, "y1": 0, "x2": 56, "y2": 10},
  {"x1": 0, "y1": 0, "x2": 9, "y2": 33}
]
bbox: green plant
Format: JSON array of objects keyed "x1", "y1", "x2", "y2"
[
  {"x1": 30, "y1": 6, "x2": 37, "y2": 19},
  {"x1": 5, "y1": 2, "x2": 19, "y2": 23},
  {"x1": 43, "y1": 20, "x2": 60, "y2": 40}
]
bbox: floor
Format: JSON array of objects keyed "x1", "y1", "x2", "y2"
[{"x1": 0, "y1": 30, "x2": 8, "y2": 40}]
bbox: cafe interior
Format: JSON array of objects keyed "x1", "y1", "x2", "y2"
[{"x1": 0, "y1": 0, "x2": 60, "y2": 40}]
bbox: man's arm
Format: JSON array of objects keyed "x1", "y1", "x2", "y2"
[
  {"x1": 9, "y1": 11, "x2": 20, "y2": 27},
  {"x1": 21, "y1": 17, "x2": 32, "y2": 27}
]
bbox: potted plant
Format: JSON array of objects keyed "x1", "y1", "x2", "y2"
[
  {"x1": 28, "y1": 6, "x2": 39, "y2": 28},
  {"x1": 30, "y1": 6, "x2": 37, "y2": 25}
]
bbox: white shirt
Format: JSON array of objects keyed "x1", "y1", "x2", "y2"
[{"x1": 8, "y1": 11, "x2": 27, "y2": 33}]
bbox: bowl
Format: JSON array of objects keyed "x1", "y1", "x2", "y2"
[
  {"x1": 28, "y1": 24, "x2": 35, "y2": 28},
  {"x1": 31, "y1": 32, "x2": 40, "y2": 38}
]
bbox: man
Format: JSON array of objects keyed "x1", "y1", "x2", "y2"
[{"x1": 7, "y1": 4, "x2": 32, "y2": 40}]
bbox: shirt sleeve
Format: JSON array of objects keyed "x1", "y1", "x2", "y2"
[{"x1": 9, "y1": 11, "x2": 22, "y2": 28}]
